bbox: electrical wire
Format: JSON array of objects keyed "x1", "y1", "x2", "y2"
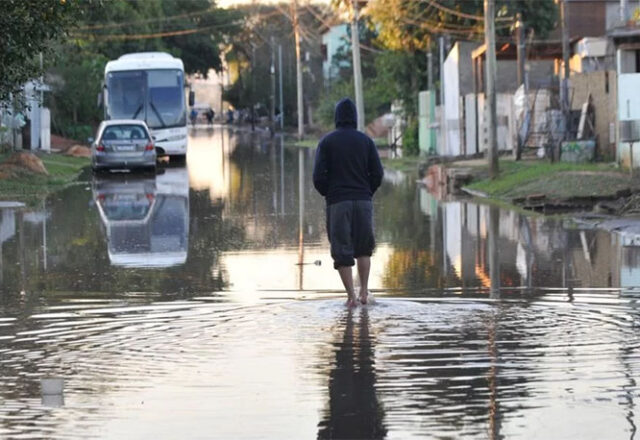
[
  {"x1": 77, "y1": 8, "x2": 218, "y2": 31},
  {"x1": 417, "y1": 0, "x2": 514, "y2": 22},
  {"x1": 71, "y1": 21, "x2": 242, "y2": 41}
]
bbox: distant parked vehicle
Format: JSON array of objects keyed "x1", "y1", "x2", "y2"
[
  {"x1": 101, "y1": 52, "x2": 192, "y2": 162},
  {"x1": 91, "y1": 119, "x2": 156, "y2": 172}
]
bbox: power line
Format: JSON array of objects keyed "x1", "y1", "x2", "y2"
[
  {"x1": 71, "y1": 21, "x2": 242, "y2": 41},
  {"x1": 76, "y1": 8, "x2": 218, "y2": 31},
  {"x1": 417, "y1": 0, "x2": 514, "y2": 22}
]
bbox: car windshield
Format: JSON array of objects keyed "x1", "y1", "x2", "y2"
[
  {"x1": 107, "y1": 69, "x2": 186, "y2": 129},
  {"x1": 101, "y1": 125, "x2": 149, "y2": 142}
]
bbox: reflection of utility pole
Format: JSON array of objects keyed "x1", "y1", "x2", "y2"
[
  {"x1": 484, "y1": 0, "x2": 499, "y2": 178},
  {"x1": 278, "y1": 44, "x2": 284, "y2": 130},
  {"x1": 271, "y1": 140, "x2": 277, "y2": 214},
  {"x1": 280, "y1": 137, "x2": 285, "y2": 216},
  {"x1": 42, "y1": 199, "x2": 47, "y2": 272},
  {"x1": 350, "y1": 0, "x2": 365, "y2": 131},
  {"x1": 487, "y1": 312, "x2": 501, "y2": 439},
  {"x1": 488, "y1": 206, "x2": 500, "y2": 298},
  {"x1": 18, "y1": 211, "x2": 26, "y2": 295},
  {"x1": 298, "y1": 148, "x2": 305, "y2": 290},
  {"x1": 292, "y1": 0, "x2": 304, "y2": 139}
]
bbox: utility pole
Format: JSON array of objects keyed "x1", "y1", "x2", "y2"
[
  {"x1": 515, "y1": 13, "x2": 525, "y2": 89},
  {"x1": 350, "y1": 0, "x2": 365, "y2": 131},
  {"x1": 270, "y1": 36, "x2": 276, "y2": 137},
  {"x1": 278, "y1": 44, "x2": 284, "y2": 130},
  {"x1": 484, "y1": 0, "x2": 499, "y2": 178},
  {"x1": 560, "y1": 0, "x2": 570, "y2": 160},
  {"x1": 292, "y1": 0, "x2": 304, "y2": 139},
  {"x1": 427, "y1": 43, "x2": 434, "y2": 91},
  {"x1": 250, "y1": 44, "x2": 256, "y2": 132},
  {"x1": 621, "y1": 0, "x2": 629, "y2": 23}
]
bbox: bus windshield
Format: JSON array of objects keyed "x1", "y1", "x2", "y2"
[{"x1": 106, "y1": 69, "x2": 186, "y2": 129}]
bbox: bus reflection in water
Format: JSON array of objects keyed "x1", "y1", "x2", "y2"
[{"x1": 92, "y1": 167, "x2": 189, "y2": 268}]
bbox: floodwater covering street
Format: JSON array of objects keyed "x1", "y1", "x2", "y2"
[{"x1": 1, "y1": 128, "x2": 640, "y2": 439}]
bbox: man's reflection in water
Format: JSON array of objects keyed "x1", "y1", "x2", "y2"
[{"x1": 317, "y1": 307, "x2": 387, "y2": 439}]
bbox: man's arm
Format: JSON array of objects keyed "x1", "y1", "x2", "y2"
[
  {"x1": 368, "y1": 140, "x2": 384, "y2": 194},
  {"x1": 313, "y1": 141, "x2": 329, "y2": 196}
]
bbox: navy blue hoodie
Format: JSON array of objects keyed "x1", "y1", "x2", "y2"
[{"x1": 313, "y1": 98, "x2": 384, "y2": 205}]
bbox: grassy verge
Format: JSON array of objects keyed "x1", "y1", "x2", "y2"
[
  {"x1": 465, "y1": 160, "x2": 630, "y2": 200},
  {"x1": 0, "y1": 153, "x2": 89, "y2": 205}
]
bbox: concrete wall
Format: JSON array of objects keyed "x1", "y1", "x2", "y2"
[
  {"x1": 570, "y1": 70, "x2": 617, "y2": 160},
  {"x1": 617, "y1": 48, "x2": 640, "y2": 168},
  {"x1": 495, "y1": 60, "x2": 556, "y2": 92},
  {"x1": 442, "y1": 42, "x2": 480, "y2": 156},
  {"x1": 443, "y1": 46, "x2": 461, "y2": 156}
]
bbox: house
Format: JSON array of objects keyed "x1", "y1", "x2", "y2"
[{"x1": 610, "y1": 25, "x2": 640, "y2": 168}]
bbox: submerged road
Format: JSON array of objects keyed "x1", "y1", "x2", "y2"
[{"x1": 0, "y1": 128, "x2": 639, "y2": 438}]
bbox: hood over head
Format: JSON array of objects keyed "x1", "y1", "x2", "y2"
[{"x1": 334, "y1": 98, "x2": 357, "y2": 129}]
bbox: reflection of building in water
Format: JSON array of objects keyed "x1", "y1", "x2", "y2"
[
  {"x1": 415, "y1": 187, "x2": 639, "y2": 290},
  {"x1": 92, "y1": 168, "x2": 189, "y2": 268}
]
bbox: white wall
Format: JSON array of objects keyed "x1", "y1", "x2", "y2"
[{"x1": 443, "y1": 45, "x2": 461, "y2": 156}]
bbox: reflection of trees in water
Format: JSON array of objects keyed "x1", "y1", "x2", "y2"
[
  {"x1": 226, "y1": 139, "x2": 326, "y2": 248},
  {"x1": 317, "y1": 307, "x2": 387, "y2": 439},
  {"x1": 382, "y1": 249, "x2": 452, "y2": 290},
  {"x1": 0, "y1": 185, "x2": 242, "y2": 296}
]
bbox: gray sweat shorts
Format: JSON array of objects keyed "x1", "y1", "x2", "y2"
[{"x1": 326, "y1": 200, "x2": 375, "y2": 269}]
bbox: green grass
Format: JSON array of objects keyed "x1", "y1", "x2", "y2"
[
  {"x1": 0, "y1": 153, "x2": 89, "y2": 205},
  {"x1": 466, "y1": 160, "x2": 628, "y2": 200}
]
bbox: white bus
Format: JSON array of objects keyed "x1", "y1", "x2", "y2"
[{"x1": 102, "y1": 52, "x2": 194, "y2": 160}]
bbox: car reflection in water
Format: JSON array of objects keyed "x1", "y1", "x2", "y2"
[{"x1": 92, "y1": 167, "x2": 189, "y2": 268}]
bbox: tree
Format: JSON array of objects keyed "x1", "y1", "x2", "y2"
[
  {"x1": 0, "y1": 0, "x2": 81, "y2": 103},
  {"x1": 46, "y1": 0, "x2": 242, "y2": 139},
  {"x1": 368, "y1": 0, "x2": 558, "y2": 51},
  {"x1": 222, "y1": 4, "x2": 326, "y2": 126}
]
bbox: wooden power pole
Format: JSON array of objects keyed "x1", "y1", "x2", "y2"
[
  {"x1": 292, "y1": 0, "x2": 304, "y2": 139},
  {"x1": 270, "y1": 36, "x2": 276, "y2": 137},
  {"x1": 484, "y1": 0, "x2": 499, "y2": 178},
  {"x1": 351, "y1": 0, "x2": 365, "y2": 131}
]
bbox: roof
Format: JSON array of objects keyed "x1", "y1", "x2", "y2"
[
  {"x1": 609, "y1": 25, "x2": 640, "y2": 43},
  {"x1": 105, "y1": 52, "x2": 184, "y2": 73},
  {"x1": 99, "y1": 119, "x2": 150, "y2": 127}
]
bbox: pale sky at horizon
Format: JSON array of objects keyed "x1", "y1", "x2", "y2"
[{"x1": 218, "y1": 0, "x2": 329, "y2": 8}]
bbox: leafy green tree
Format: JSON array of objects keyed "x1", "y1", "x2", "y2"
[
  {"x1": 0, "y1": 0, "x2": 81, "y2": 103},
  {"x1": 47, "y1": 0, "x2": 241, "y2": 138},
  {"x1": 368, "y1": 0, "x2": 558, "y2": 51}
]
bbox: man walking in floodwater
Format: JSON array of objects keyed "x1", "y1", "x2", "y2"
[{"x1": 313, "y1": 98, "x2": 384, "y2": 307}]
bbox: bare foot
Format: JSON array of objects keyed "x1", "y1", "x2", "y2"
[
  {"x1": 358, "y1": 290, "x2": 369, "y2": 305},
  {"x1": 345, "y1": 297, "x2": 358, "y2": 308}
]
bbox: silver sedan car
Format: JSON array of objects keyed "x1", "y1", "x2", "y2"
[{"x1": 91, "y1": 120, "x2": 157, "y2": 172}]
